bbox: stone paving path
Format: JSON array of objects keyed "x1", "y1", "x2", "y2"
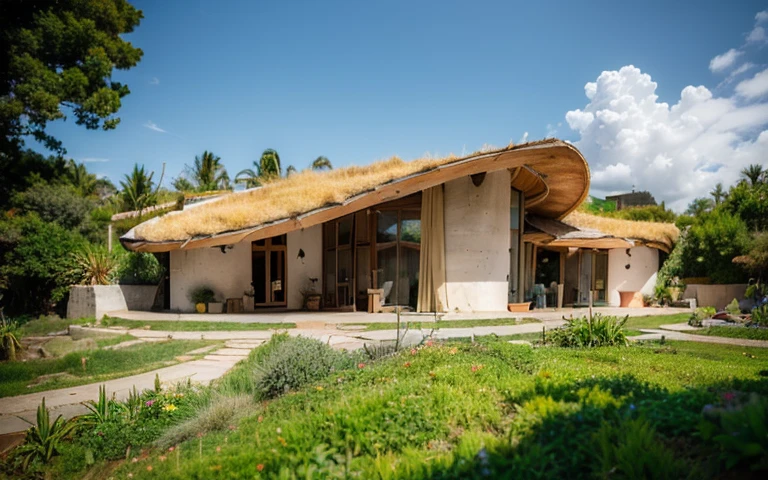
[
  {"x1": 0, "y1": 339, "x2": 263, "y2": 436},
  {"x1": 629, "y1": 328, "x2": 768, "y2": 348}
]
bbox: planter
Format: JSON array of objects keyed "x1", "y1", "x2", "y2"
[
  {"x1": 669, "y1": 287, "x2": 682, "y2": 302},
  {"x1": 67, "y1": 285, "x2": 128, "y2": 321},
  {"x1": 208, "y1": 302, "x2": 223, "y2": 314},
  {"x1": 306, "y1": 294, "x2": 321, "y2": 311},
  {"x1": 195, "y1": 303, "x2": 206, "y2": 313},
  {"x1": 119, "y1": 285, "x2": 159, "y2": 311},
  {"x1": 507, "y1": 302, "x2": 532, "y2": 312},
  {"x1": 243, "y1": 295, "x2": 255, "y2": 312}
]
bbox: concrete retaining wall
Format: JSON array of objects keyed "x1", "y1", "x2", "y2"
[
  {"x1": 444, "y1": 170, "x2": 510, "y2": 312},
  {"x1": 607, "y1": 247, "x2": 659, "y2": 307},
  {"x1": 67, "y1": 285, "x2": 128, "y2": 320},
  {"x1": 683, "y1": 284, "x2": 747, "y2": 310},
  {"x1": 119, "y1": 285, "x2": 158, "y2": 311}
]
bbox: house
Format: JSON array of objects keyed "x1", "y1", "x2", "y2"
[{"x1": 121, "y1": 139, "x2": 675, "y2": 313}]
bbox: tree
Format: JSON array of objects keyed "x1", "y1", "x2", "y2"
[
  {"x1": 710, "y1": 183, "x2": 725, "y2": 205},
  {"x1": 64, "y1": 160, "x2": 97, "y2": 197},
  {"x1": 0, "y1": 150, "x2": 69, "y2": 209},
  {"x1": 740, "y1": 164, "x2": 765, "y2": 186},
  {"x1": 723, "y1": 179, "x2": 768, "y2": 231},
  {"x1": 685, "y1": 197, "x2": 714, "y2": 217},
  {"x1": 680, "y1": 210, "x2": 750, "y2": 284},
  {"x1": 94, "y1": 178, "x2": 117, "y2": 201},
  {"x1": 172, "y1": 177, "x2": 195, "y2": 192},
  {"x1": 311, "y1": 156, "x2": 333, "y2": 170},
  {"x1": 119, "y1": 164, "x2": 156, "y2": 213},
  {"x1": 187, "y1": 151, "x2": 230, "y2": 192},
  {"x1": 1, "y1": 0, "x2": 144, "y2": 155},
  {"x1": 12, "y1": 184, "x2": 94, "y2": 233},
  {"x1": 235, "y1": 148, "x2": 282, "y2": 187},
  {"x1": 286, "y1": 165, "x2": 297, "y2": 176}
]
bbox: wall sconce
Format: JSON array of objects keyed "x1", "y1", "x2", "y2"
[{"x1": 218, "y1": 245, "x2": 233, "y2": 254}]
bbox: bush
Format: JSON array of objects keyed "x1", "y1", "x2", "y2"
[
  {"x1": 680, "y1": 210, "x2": 750, "y2": 284},
  {"x1": 254, "y1": 336, "x2": 357, "y2": 398},
  {"x1": 116, "y1": 250, "x2": 163, "y2": 285},
  {"x1": 188, "y1": 286, "x2": 216, "y2": 305},
  {"x1": 751, "y1": 304, "x2": 768, "y2": 327},
  {"x1": 547, "y1": 314, "x2": 628, "y2": 347},
  {"x1": 155, "y1": 394, "x2": 255, "y2": 449},
  {"x1": 689, "y1": 307, "x2": 716, "y2": 327},
  {"x1": 70, "y1": 244, "x2": 119, "y2": 286},
  {"x1": 700, "y1": 393, "x2": 768, "y2": 471}
]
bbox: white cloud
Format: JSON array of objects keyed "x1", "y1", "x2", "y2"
[
  {"x1": 80, "y1": 157, "x2": 110, "y2": 163},
  {"x1": 149, "y1": 77, "x2": 160, "y2": 85},
  {"x1": 565, "y1": 65, "x2": 768, "y2": 211},
  {"x1": 519, "y1": 131, "x2": 529, "y2": 143},
  {"x1": 709, "y1": 48, "x2": 743, "y2": 72},
  {"x1": 756, "y1": 10, "x2": 768, "y2": 23},
  {"x1": 143, "y1": 121, "x2": 166, "y2": 133},
  {"x1": 735, "y1": 68, "x2": 768, "y2": 98},
  {"x1": 747, "y1": 25, "x2": 766, "y2": 44}
]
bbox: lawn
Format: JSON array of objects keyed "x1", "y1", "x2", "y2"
[
  {"x1": 52, "y1": 337, "x2": 766, "y2": 480},
  {"x1": 0, "y1": 339, "x2": 218, "y2": 398},
  {"x1": 18, "y1": 316, "x2": 94, "y2": 337},
  {"x1": 102, "y1": 316, "x2": 296, "y2": 331},
  {"x1": 690, "y1": 325, "x2": 768, "y2": 341},
  {"x1": 622, "y1": 312, "x2": 690, "y2": 336},
  {"x1": 362, "y1": 317, "x2": 540, "y2": 331}
]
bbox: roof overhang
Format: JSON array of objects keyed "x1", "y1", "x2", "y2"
[{"x1": 122, "y1": 140, "x2": 590, "y2": 253}]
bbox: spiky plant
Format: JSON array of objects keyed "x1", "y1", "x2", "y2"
[
  {"x1": 17, "y1": 398, "x2": 75, "y2": 470},
  {"x1": 311, "y1": 156, "x2": 333, "y2": 170},
  {"x1": 0, "y1": 321, "x2": 21, "y2": 361},
  {"x1": 71, "y1": 244, "x2": 119, "y2": 285}
]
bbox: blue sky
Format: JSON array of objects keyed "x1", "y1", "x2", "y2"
[{"x1": 37, "y1": 0, "x2": 768, "y2": 209}]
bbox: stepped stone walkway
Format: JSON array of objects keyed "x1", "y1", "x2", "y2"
[{"x1": 0, "y1": 339, "x2": 262, "y2": 436}]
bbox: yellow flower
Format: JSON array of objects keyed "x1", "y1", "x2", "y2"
[
  {"x1": 164, "y1": 404, "x2": 178, "y2": 412},
  {"x1": 315, "y1": 386, "x2": 324, "y2": 391}
]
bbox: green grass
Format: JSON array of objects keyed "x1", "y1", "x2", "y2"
[
  {"x1": 101, "y1": 316, "x2": 295, "y2": 331},
  {"x1": 94, "y1": 334, "x2": 137, "y2": 348},
  {"x1": 362, "y1": 317, "x2": 540, "y2": 331},
  {"x1": 621, "y1": 312, "x2": 690, "y2": 336},
  {"x1": 98, "y1": 338, "x2": 768, "y2": 480},
  {"x1": 0, "y1": 339, "x2": 218, "y2": 398},
  {"x1": 690, "y1": 325, "x2": 768, "y2": 341},
  {"x1": 18, "y1": 316, "x2": 94, "y2": 337}
]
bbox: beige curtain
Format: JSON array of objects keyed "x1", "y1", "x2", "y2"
[{"x1": 417, "y1": 185, "x2": 448, "y2": 312}]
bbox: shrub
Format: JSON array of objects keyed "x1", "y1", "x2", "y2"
[
  {"x1": 547, "y1": 314, "x2": 628, "y2": 347},
  {"x1": 751, "y1": 305, "x2": 768, "y2": 327},
  {"x1": 0, "y1": 320, "x2": 22, "y2": 361},
  {"x1": 14, "y1": 398, "x2": 75, "y2": 472},
  {"x1": 188, "y1": 286, "x2": 216, "y2": 305},
  {"x1": 689, "y1": 307, "x2": 716, "y2": 327},
  {"x1": 699, "y1": 393, "x2": 768, "y2": 471},
  {"x1": 70, "y1": 244, "x2": 119, "y2": 285},
  {"x1": 116, "y1": 250, "x2": 163, "y2": 285},
  {"x1": 726, "y1": 298, "x2": 742, "y2": 316},
  {"x1": 155, "y1": 394, "x2": 255, "y2": 449},
  {"x1": 254, "y1": 336, "x2": 356, "y2": 398}
]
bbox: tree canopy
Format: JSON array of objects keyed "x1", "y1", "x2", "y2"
[{"x1": 186, "y1": 151, "x2": 230, "y2": 192}]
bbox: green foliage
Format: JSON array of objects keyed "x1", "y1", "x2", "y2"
[
  {"x1": 688, "y1": 307, "x2": 716, "y2": 327},
  {"x1": 235, "y1": 148, "x2": 282, "y2": 187},
  {"x1": 547, "y1": 314, "x2": 629, "y2": 347},
  {"x1": 0, "y1": 214, "x2": 83, "y2": 314},
  {"x1": 14, "y1": 398, "x2": 75, "y2": 472},
  {"x1": 751, "y1": 305, "x2": 768, "y2": 328},
  {"x1": 0, "y1": 0, "x2": 143, "y2": 154},
  {"x1": 740, "y1": 164, "x2": 766, "y2": 186},
  {"x1": 723, "y1": 180, "x2": 768, "y2": 231},
  {"x1": 0, "y1": 150, "x2": 70, "y2": 210},
  {"x1": 680, "y1": 209, "x2": 750, "y2": 284},
  {"x1": 0, "y1": 320, "x2": 22, "y2": 361},
  {"x1": 119, "y1": 164, "x2": 157, "y2": 213},
  {"x1": 12, "y1": 183, "x2": 95, "y2": 233},
  {"x1": 607, "y1": 204, "x2": 676, "y2": 223},
  {"x1": 116, "y1": 249, "x2": 163, "y2": 285},
  {"x1": 82, "y1": 385, "x2": 117, "y2": 425},
  {"x1": 254, "y1": 336, "x2": 357, "y2": 399},
  {"x1": 70, "y1": 244, "x2": 119, "y2": 285},
  {"x1": 188, "y1": 286, "x2": 216, "y2": 305},
  {"x1": 686, "y1": 197, "x2": 715, "y2": 217},
  {"x1": 171, "y1": 176, "x2": 195, "y2": 192},
  {"x1": 582, "y1": 196, "x2": 617, "y2": 213},
  {"x1": 653, "y1": 284, "x2": 672, "y2": 305},
  {"x1": 185, "y1": 151, "x2": 230, "y2": 192},
  {"x1": 700, "y1": 393, "x2": 768, "y2": 471},
  {"x1": 694, "y1": 326, "x2": 768, "y2": 341},
  {"x1": 311, "y1": 156, "x2": 333, "y2": 170},
  {"x1": 726, "y1": 298, "x2": 741, "y2": 316}
]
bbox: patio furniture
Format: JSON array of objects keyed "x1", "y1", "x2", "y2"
[{"x1": 226, "y1": 297, "x2": 243, "y2": 313}]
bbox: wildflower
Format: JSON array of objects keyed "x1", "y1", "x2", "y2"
[
  {"x1": 629, "y1": 404, "x2": 636, "y2": 411},
  {"x1": 159, "y1": 455, "x2": 167, "y2": 462},
  {"x1": 145, "y1": 400, "x2": 155, "y2": 407},
  {"x1": 146, "y1": 465, "x2": 153, "y2": 472},
  {"x1": 539, "y1": 371, "x2": 552, "y2": 379},
  {"x1": 276, "y1": 427, "x2": 282, "y2": 434},
  {"x1": 228, "y1": 424, "x2": 237, "y2": 431},
  {"x1": 168, "y1": 446, "x2": 175, "y2": 452},
  {"x1": 404, "y1": 362, "x2": 411, "y2": 368},
  {"x1": 127, "y1": 474, "x2": 133, "y2": 479},
  {"x1": 358, "y1": 362, "x2": 366, "y2": 369},
  {"x1": 257, "y1": 463, "x2": 265, "y2": 472},
  {"x1": 471, "y1": 364, "x2": 484, "y2": 372},
  {"x1": 258, "y1": 415, "x2": 264, "y2": 423},
  {"x1": 277, "y1": 436, "x2": 288, "y2": 447},
  {"x1": 197, "y1": 432, "x2": 204, "y2": 439},
  {"x1": 410, "y1": 348, "x2": 417, "y2": 356},
  {"x1": 216, "y1": 446, "x2": 221, "y2": 452},
  {"x1": 723, "y1": 392, "x2": 736, "y2": 402},
  {"x1": 429, "y1": 371, "x2": 436, "y2": 378},
  {"x1": 210, "y1": 465, "x2": 222, "y2": 471},
  {"x1": 131, "y1": 457, "x2": 139, "y2": 463},
  {"x1": 164, "y1": 404, "x2": 177, "y2": 412},
  {"x1": 315, "y1": 386, "x2": 324, "y2": 391},
  {"x1": 449, "y1": 347, "x2": 458, "y2": 355},
  {"x1": 426, "y1": 340, "x2": 434, "y2": 347}
]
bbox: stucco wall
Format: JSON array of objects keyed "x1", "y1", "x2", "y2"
[
  {"x1": 169, "y1": 241, "x2": 252, "y2": 311},
  {"x1": 286, "y1": 225, "x2": 323, "y2": 309},
  {"x1": 67, "y1": 285, "x2": 128, "y2": 320},
  {"x1": 682, "y1": 284, "x2": 747, "y2": 310},
  {"x1": 607, "y1": 246, "x2": 659, "y2": 307},
  {"x1": 444, "y1": 170, "x2": 511, "y2": 312}
]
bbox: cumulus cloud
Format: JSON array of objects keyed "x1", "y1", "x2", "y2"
[
  {"x1": 709, "y1": 48, "x2": 743, "y2": 72},
  {"x1": 565, "y1": 65, "x2": 768, "y2": 211},
  {"x1": 747, "y1": 25, "x2": 766, "y2": 44},
  {"x1": 735, "y1": 68, "x2": 768, "y2": 98},
  {"x1": 757, "y1": 10, "x2": 768, "y2": 23},
  {"x1": 143, "y1": 121, "x2": 166, "y2": 133},
  {"x1": 80, "y1": 157, "x2": 110, "y2": 163}
]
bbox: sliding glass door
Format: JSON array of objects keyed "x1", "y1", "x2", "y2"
[{"x1": 375, "y1": 209, "x2": 421, "y2": 309}]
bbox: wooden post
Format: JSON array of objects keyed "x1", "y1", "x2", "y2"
[{"x1": 108, "y1": 223, "x2": 113, "y2": 252}]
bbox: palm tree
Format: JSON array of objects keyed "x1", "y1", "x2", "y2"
[
  {"x1": 65, "y1": 160, "x2": 97, "y2": 196},
  {"x1": 286, "y1": 165, "x2": 297, "y2": 176},
  {"x1": 311, "y1": 156, "x2": 332, "y2": 170},
  {"x1": 235, "y1": 148, "x2": 283, "y2": 187},
  {"x1": 685, "y1": 197, "x2": 714, "y2": 217},
  {"x1": 120, "y1": 164, "x2": 156, "y2": 213},
  {"x1": 187, "y1": 151, "x2": 230, "y2": 191},
  {"x1": 741, "y1": 164, "x2": 765, "y2": 186},
  {"x1": 710, "y1": 183, "x2": 725, "y2": 205},
  {"x1": 172, "y1": 177, "x2": 195, "y2": 192}
]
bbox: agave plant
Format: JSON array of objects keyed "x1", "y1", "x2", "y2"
[
  {"x1": 82, "y1": 385, "x2": 116, "y2": 425},
  {"x1": 0, "y1": 320, "x2": 22, "y2": 361},
  {"x1": 17, "y1": 398, "x2": 75, "y2": 470},
  {"x1": 71, "y1": 245, "x2": 119, "y2": 286}
]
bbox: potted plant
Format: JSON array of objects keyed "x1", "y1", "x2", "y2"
[
  {"x1": 301, "y1": 277, "x2": 321, "y2": 311},
  {"x1": 189, "y1": 286, "x2": 216, "y2": 313},
  {"x1": 243, "y1": 284, "x2": 255, "y2": 312}
]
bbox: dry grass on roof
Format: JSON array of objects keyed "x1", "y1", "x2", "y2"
[
  {"x1": 135, "y1": 140, "x2": 558, "y2": 243},
  {"x1": 562, "y1": 211, "x2": 680, "y2": 250}
]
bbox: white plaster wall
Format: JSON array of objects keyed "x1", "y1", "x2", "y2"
[
  {"x1": 444, "y1": 170, "x2": 511, "y2": 312},
  {"x1": 170, "y1": 242, "x2": 251, "y2": 311},
  {"x1": 286, "y1": 225, "x2": 323, "y2": 309},
  {"x1": 607, "y1": 246, "x2": 659, "y2": 307},
  {"x1": 67, "y1": 285, "x2": 128, "y2": 320}
]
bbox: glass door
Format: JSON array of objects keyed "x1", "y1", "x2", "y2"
[
  {"x1": 375, "y1": 209, "x2": 421, "y2": 309},
  {"x1": 592, "y1": 251, "x2": 608, "y2": 304},
  {"x1": 252, "y1": 235, "x2": 287, "y2": 307}
]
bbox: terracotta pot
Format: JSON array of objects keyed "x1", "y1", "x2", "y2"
[{"x1": 508, "y1": 302, "x2": 532, "y2": 312}]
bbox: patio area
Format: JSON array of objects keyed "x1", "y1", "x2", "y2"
[{"x1": 108, "y1": 306, "x2": 694, "y2": 326}]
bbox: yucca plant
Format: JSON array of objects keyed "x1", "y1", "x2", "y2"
[
  {"x1": 71, "y1": 244, "x2": 119, "y2": 285},
  {"x1": 16, "y1": 398, "x2": 75, "y2": 470},
  {"x1": 82, "y1": 385, "x2": 114, "y2": 425},
  {"x1": 0, "y1": 320, "x2": 22, "y2": 361}
]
